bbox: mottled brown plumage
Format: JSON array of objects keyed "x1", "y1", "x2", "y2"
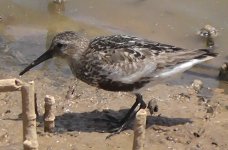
[{"x1": 19, "y1": 31, "x2": 217, "y2": 136}]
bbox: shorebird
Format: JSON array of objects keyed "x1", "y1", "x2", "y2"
[{"x1": 19, "y1": 31, "x2": 217, "y2": 135}]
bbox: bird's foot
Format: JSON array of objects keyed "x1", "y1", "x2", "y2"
[
  {"x1": 105, "y1": 110, "x2": 138, "y2": 139},
  {"x1": 106, "y1": 122, "x2": 128, "y2": 139}
]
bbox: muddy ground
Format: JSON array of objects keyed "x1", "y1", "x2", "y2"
[
  {"x1": 0, "y1": 71, "x2": 228, "y2": 150},
  {"x1": 1, "y1": 0, "x2": 228, "y2": 149}
]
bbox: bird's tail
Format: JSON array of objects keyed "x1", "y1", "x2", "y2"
[{"x1": 194, "y1": 49, "x2": 218, "y2": 61}]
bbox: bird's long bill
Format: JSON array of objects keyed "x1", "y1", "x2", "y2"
[{"x1": 19, "y1": 50, "x2": 54, "y2": 75}]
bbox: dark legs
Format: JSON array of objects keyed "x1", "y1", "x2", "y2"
[
  {"x1": 119, "y1": 93, "x2": 146, "y2": 124},
  {"x1": 106, "y1": 93, "x2": 146, "y2": 138}
]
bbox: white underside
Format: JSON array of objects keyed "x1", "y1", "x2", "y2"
[
  {"x1": 132, "y1": 56, "x2": 214, "y2": 93},
  {"x1": 155, "y1": 58, "x2": 211, "y2": 78}
]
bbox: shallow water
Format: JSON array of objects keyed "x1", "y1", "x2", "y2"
[{"x1": 0, "y1": 0, "x2": 228, "y2": 91}]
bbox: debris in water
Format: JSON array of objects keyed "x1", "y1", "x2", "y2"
[
  {"x1": 197, "y1": 24, "x2": 218, "y2": 38},
  {"x1": 218, "y1": 63, "x2": 228, "y2": 81},
  {"x1": 191, "y1": 79, "x2": 203, "y2": 93},
  {"x1": 197, "y1": 24, "x2": 218, "y2": 49},
  {"x1": 147, "y1": 98, "x2": 158, "y2": 115}
]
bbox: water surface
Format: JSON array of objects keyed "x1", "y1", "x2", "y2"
[{"x1": 0, "y1": 0, "x2": 227, "y2": 91}]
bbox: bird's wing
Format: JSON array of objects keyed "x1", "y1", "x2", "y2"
[{"x1": 86, "y1": 35, "x2": 213, "y2": 84}]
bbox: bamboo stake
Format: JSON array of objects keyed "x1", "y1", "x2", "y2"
[
  {"x1": 0, "y1": 78, "x2": 22, "y2": 92},
  {"x1": 133, "y1": 109, "x2": 147, "y2": 150},
  {"x1": 44, "y1": 95, "x2": 55, "y2": 132},
  {"x1": 21, "y1": 81, "x2": 38, "y2": 150}
]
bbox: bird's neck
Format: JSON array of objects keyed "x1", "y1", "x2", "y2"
[
  {"x1": 66, "y1": 37, "x2": 89, "y2": 64},
  {"x1": 66, "y1": 45, "x2": 89, "y2": 77}
]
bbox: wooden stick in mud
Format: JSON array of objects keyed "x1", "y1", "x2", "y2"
[
  {"x1": 0, "y1": 78, "x2": 22, "y2": 92},
  {"x1": 34, "y1": 93, "x2": 39, "y2": 118},
  {"x1": 44, "y1": 95, "x2": 55, "y2": 132},
  {"x1": 133, "y1": 109, "x2": 147, "y2": 150},
  {"x1": 21, "y1": 81, "x2": 39, "y2": 150}
]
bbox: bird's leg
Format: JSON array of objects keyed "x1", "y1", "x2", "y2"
[
  {"x1": 106, "y1": 94, "x2": 146, "y2": 139},
  {"x1": 104, "y1": 94, "x2": 140, "y2": 124},
  {"x1": 117, "y1": 94, "x2": 146, "y2": 128},
  {"x1": 119, "y1": 93, "x2": 146, "y2": 124}
]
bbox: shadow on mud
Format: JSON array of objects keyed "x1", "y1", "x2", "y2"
[{"x1": 53, "y1": 109, "x2": 192, "y2": 133}]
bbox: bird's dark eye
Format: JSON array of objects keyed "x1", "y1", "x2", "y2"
[{"x1": 56, "y1": 43, "x2": 65, "y2": 48}]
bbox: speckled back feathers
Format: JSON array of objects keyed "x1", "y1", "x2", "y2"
[{"x1": 51, "y1": 32, "x2": 217, "y2": 92}]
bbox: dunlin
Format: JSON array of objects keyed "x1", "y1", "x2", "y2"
[{"x1": 20, "y1": 31, "x2": 217, "y2": 135}]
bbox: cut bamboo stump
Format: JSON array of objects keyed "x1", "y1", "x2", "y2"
[
  {"x1": 44, "y1": 95, "x2": 55, "y2": 132},
  {"x1": 21, "y1": 81, "x2": 38, "y2": 150},
  {"x1": 133, "y1": 109, "x2": 147, "y2": 150},
  {"x1": 0, "y1": 78, "x2": 22, "y2": 92},
  {"x1": 0, "y1": 79, "x2": 38, "y2": 150}
]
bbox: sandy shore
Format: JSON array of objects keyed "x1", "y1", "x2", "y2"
[{"x1": 0, "y1": 71, "x2": 228, "y2": 150}]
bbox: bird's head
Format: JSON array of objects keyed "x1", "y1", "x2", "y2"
[{"x1": 19, "y1": 31, "x2": 88, "y2": 75}]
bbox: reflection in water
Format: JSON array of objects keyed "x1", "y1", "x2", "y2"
[
  {"x1": 40, "y1": 1, "x2": 67, "y2": 72},
  {"x1": 46, "y1": 1, "x2": 65, "y2": 48}
]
